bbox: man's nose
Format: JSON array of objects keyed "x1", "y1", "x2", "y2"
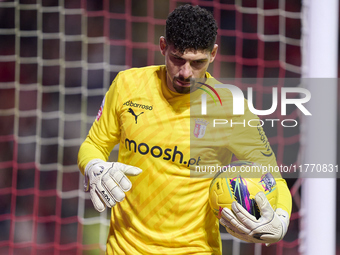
[{"x1": 179, "y1": 62, "x2": 193, "y2": 79}]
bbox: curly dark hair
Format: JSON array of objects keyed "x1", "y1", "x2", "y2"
[{"x1": 165, "y1": 4, "x2": 218, "y2": 53}]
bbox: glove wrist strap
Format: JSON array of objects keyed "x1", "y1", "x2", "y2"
[
  {"x1": 85, "y1": 159, "x2": 105, "y2": 175},
  {"x1": 275, "y1": 208, "x2": 290, "y2": 238},
  {"x1": 84, "y1": 158, "x2": 105, "y2": 191}
]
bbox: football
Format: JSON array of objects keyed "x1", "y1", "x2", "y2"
[{"x1": 209, "y1": 161, "x2": 278, "y2": 219}]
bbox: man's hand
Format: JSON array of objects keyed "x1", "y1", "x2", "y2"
[
  {"x1": 84, "y1": 159, "x2": 142, "y2": 212},
  {"x1": 219, "y1": 191, "x2": 289, "y2": 244}
]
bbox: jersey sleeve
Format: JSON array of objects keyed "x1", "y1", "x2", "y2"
[
  {"x1": 77, "y1": 74, "x2": 122, "y2": 175},
  {"x1": 226, "y1": 101, "x2": 292, "y2": 216},
  {"x1": 275, "y1": 178, "x2": 292, "y2": 216}
]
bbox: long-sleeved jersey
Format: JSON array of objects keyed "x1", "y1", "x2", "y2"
[{"x1": 78, "y1": 65, "x2": 292, "y2": 255}]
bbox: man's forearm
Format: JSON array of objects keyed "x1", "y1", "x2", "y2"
[{"x1": 78, "y1": 137, "x2": 111, "y2": 175}]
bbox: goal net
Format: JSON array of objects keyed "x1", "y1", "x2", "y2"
[{"x1": 0, "y1": 0, "x2": 302, "y2": 254}]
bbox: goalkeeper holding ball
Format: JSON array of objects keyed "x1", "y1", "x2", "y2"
[{"x1": 78, "y1": 4, "x2": 292, "y2": 254}]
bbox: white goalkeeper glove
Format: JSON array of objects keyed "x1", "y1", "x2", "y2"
[
  {"x1": 219, "y1": 191, "x2": 289, "y2": 244},
  {"x1": 84, "y1": 159, "x2": 142, "y2": 212}
]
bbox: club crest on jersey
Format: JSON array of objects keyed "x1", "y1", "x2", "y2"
[
  {"x1": 96, "y1": 96, "x2": 105, "y2": 121},
  {"x1": 194, "y1": 119, "x2": 208, "y2": 138}
]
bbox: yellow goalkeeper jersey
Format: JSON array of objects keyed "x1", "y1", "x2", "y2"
[{"x1": 78, "y1": 65, "x2": 292, "y2": 255}]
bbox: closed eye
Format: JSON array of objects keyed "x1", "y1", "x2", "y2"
[
  {"x1": 192, "y1": 60, "x2": 206, "y2": 64},
  {"x1": 191, "y1": 59, "x2": 207, "y2": 68},
  {"x1": 170, "y1": 55, "x2": 185, "y2": 64}
]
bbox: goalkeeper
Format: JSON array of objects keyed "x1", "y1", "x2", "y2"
[{"x1": 78, "y1": 4, "x2": 292, "y2": 254}]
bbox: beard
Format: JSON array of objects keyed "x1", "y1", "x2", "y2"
[{"x1": 172, "y1": 77, "x2": 192, "y2": 94}]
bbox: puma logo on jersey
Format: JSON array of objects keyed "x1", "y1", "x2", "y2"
[{"x1": 128, "y1": 108, "x2": 144, "y2": 124}]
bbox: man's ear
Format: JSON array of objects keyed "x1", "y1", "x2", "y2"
[
  {"x1": 209, "y1": 44, "x2": 218, "y2": 63},
  {"x1": 159, "y1": 36, "x2": 167, "y2": 56}
]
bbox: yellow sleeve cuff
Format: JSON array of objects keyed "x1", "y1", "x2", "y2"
[{"x1": 276, "y1": 178, "x2": 292, "y2": 217}]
